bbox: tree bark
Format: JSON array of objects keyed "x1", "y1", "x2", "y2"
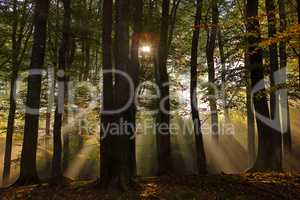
[
  {"x1": 128, "y1": 0, "x2": 143, "y2": 177},
  {"x1": 45, "y1": 68, "x2": 54, "y2": 136},
  {"x1": 2, "y1": 75, "x2": 17, "y2": 186},
  {"x1": 101, "y1": 0, "x2": 133, "y2": 190},
  {"x1": 15, "y1": 0, "x2": 50, "y2": 186},
  {"x1": 246, "y1": 66, "x2": 256, "y2": 166},
  {"x1": 2, "y1": 0, "x2": 18, "y2": 186},
  {"x1": 167, "y1": 0, "x2": 181, "y2": 53},
  {"x1": 246, "y1": 0, "x2": 278, "y2": 171},
  {"x1": 190, "y1": 0, "x2": 207, "y2": 175},
  {"x1": 217, "y1": 28, "x2": 229, "y2": 125},
  {"x1": 242, "y1": 0, "x2": 255, "y2": 170},
  {"x1": 113, "y1": 0, "x2": 131, "y2": 188},
  {"x1": 265, "y1": 0, "x2": 282, "y2": 170},
  {"x1": 52, "y1": 0, "x2": 71, "y2": 182},
  {"x1": 100, "y1": 0, "x2": 113, "y2": 186},
  {"x1": 206, "y1": 0, "x2": 219, "y2": 139},
  {"x1": 279, "y1": 0, "x2": 292, "y2": 163},
  {"x1": 155, "y1": 0, "x2": 172, "y2": 175},
  {"x1": 2, "y1": 0, "x2": 33, "y2": 186},
  {"x1": 297, "y1": 0, "x2": 300, "y2": 87}
]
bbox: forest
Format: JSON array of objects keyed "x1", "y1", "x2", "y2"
[{"x1": 0, "y1": 0, "x2": 300, "y2": 199}]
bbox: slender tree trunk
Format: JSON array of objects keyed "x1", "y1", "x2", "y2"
[
  {"x1": 15, "y1": 0, "x2": 50, "y2": 186},
  {"x1": 217, "y1": 29, "x2": 229, "y2": 125},
  {"x1": 298, "y1": 0, "x2": 300, "y2": 28},
  {"x1": 82, "y1": 0, "x2": 90, "y2": 81},
  {"x1": 190, "y1": 0, "x2": 207, "y2": 175},
  {"x1": 246, "y1": 68, "x2": 256, "y2": 166},
  {"x1": 62, "y1": 80, "x2": 70, "y2": 171},
  {"x1": 45, "y1": 75, "x2": 51, "y2": 137},
  {"x1": 145, "y1": 0, "x2": 155, "y2": 31},
  {"x1": 85, "y1": 36, "x2": 90, "y2": 81},
  {"x1": 246, "y1": 0, "x2": 276, "y2": 171},
  {"x1": 155, "y1": 0, "x2": 172, "y2": 175},
  {"x1": 112, "y1": 0, "x2": 131, "y2": 188},
  {"x1": 2, "y1": 75, "x2": 17, "y2": 186},
  {"x1": 297, "y1": 0, "x2": 300, "y2": 87},
  {"x1": 167, "y1": 0, "x2": 180, "y2": 53},
  {"x1": 62, "y1": 24, "x2": 73, "y2": 171},
  {"x1": 206, "y1": 0, "x2": 219, "y2": 139},
  {"x1": 242, "y1": 0, "x2": 255, "y2": 170},
  {"x1": 100, "y1": 0, "x2": 113, "y2": 186},
  {"x1": 265, "y1": 0, "x2": 282, "y2": 170},
  {"x1": 52, "y1": 0, "x2": 71, "y2": 182},
  {"x1": 279, "y1": 0, "x2": 292, "y2": 163},
  {"x1": 2, "y1": 0, "x2": 18, "y2": 185},
  {"x1": 45, "y1": 68, "x2": 54, "y2": 136},
  {"x1": 128, "y1": 0, "x2": 143, "y2": 177}
]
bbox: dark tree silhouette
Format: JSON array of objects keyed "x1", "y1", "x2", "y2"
[
  {"x1": 265, "y1": 0, "x2": 282, "y2": 170},
  {"x1": 100, "y1": 0, "x2": 133, "y2": 189},
  {"x1": 279, "y1": 0, "x2": 292, "y2": 160},
  {"x1": 15, "y1": 0, "x2": 50, "y2": 186},
  {"x1": 52, "y1": 0, "x2": 71, "y2": 183},
  {"x1": 246, "y1": 0, "x2": 279, "y2": 172},
  {"x1": 100, "y1": 0, "x2": 113, "y2": 186},
  {"x1": 2, "y1": 0, "x2": 20, "y2": 186},
  {"x1": 190, "y1": 0, "x2": 207, "y2": 175},
  {"x1": 129, "y1": 0, "x2": 143, "y2": 176},
  {"x1": 206, "y1": 0, "x2": 219, "y2": 139},
  {"x1": 2, "y1": 0, "x2": 32, "y2": 185},
  {"x1": 297, "y1": 0, "x2": 300, "y2": 87},
  {"x1": 155, "y1": 0, "x2": 172, "y2": 175}
]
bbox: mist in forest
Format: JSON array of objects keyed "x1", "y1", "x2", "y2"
[{"x1": 1, "y1": 82, "x2": 300, "y2": 187}]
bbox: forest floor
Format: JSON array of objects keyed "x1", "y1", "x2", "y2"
[{"x1": 1, "y1": 173, "x2": 300, "y2": 200}]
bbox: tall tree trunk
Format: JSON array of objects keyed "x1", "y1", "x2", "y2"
[
  {"x1": 298, "y1": 0, "x2": 300, "y2": 29},
  {"x1": 101, "y1": 0, "x2": 133, "y2": 190},
  {"x1": 62, "y1": 38, "x2": 74, "y2": 172},
  {"x1": 246, "y1": 67, "x2": 256, "y2": 166},
  {"x1": 2, "y1": 0, "x2": 18, "y2": 186},
  {"x1": 217, "y1": 29, "x2": 229, "y2": 125},
  {"x1": 45, "y1": 74, "x2": 51, "y2": 137},
  {"x1": 297, "y1": 0, "x2": 300, "y2": 87},
  {"x1": 112, "y1": 0, "x2": 131, "y2": 188},
  {"x1": 190, "y1": 0, "x2": 207, "y2": 175},
  {"x1": 206, "y1": 0, "x2": 219, "y2": 139},
  {"x1": 52, "y1": 0, "x2": 71, "y2": 182},
  {"x1": 45, "y1": 68, "x2": 54, "y2": 136},
  {"x1": 82, "y1": 0, "x2": 90, "y2": 81},
  {"x1": 3, "y1": 75, "x2": 17, "y2": 186},
  {"x1": 243, "y1": 0, "x2": 255, "y2": 170},
  {"x1": 15, "y1": 0, "x2": 50, "y2": 186},
  {"x1": 265, "y1": 0, "x2": 282, "y2": 170},
  {"x1": 155, "y1": 0, "x2": 172, "y2": 175},
  {"x1": 279, "y1": 0, "x2": 292, "y2": 163},
  {"x1": 84, "y1": 31, "x2": 90, "y2": 81},
  {"x1": 246, "y1": 0, "x2": 276, "y2": 172},
  {"x1": 100, "y1": 0, "x2": 113, "y2": 186},
  {"x1": 167, "y1": 0, "x2": 180, "y2": 53},
  {"x1": 129, "y1": 0, "x2": 143, "y2": 177}
]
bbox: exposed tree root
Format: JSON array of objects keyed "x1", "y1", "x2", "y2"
[{"x1": 12, "y1": 175, "x2": 40, "y2": 187}]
